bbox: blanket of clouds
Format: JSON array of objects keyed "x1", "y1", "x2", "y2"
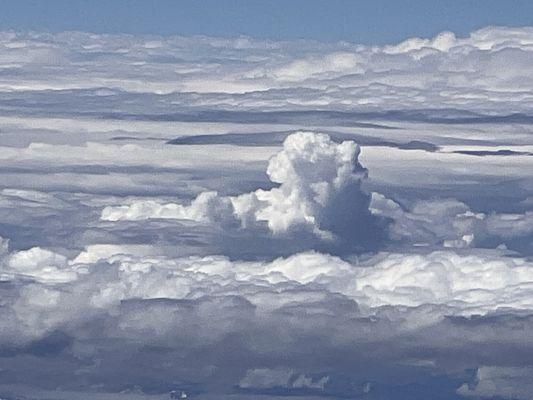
[{"x1": 1, "y1": 26, "x2": 533, "y2": 400}]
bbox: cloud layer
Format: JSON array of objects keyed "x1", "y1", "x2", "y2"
[
  {"x1": 3, "y1": 27, "x2": 533, "y2": 115},
  {"x1": 1, "y1": 26, "x2": 533, "y2": 400}
]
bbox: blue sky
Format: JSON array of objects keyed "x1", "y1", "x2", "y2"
[{"x1": 2, "y1": 0, "x2": 533, "y2": 43}]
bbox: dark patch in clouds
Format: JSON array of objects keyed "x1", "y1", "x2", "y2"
[
  {"x1": 167, "y1": 131, "x2": 439, "y2": 152},
  {"x1": 452, "y1": 149, "x2": 533, "y2": 156}
]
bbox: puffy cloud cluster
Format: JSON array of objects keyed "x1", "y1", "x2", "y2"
[
  {"x1": 3, "y1": 239, "x2": 533, "y2": 336},
  {"x1": 351, "y1": 250, "x2": 533, "y2": 314},
  {"x1": 102, "y1": 132, "x2": 379, "y2": 246},
  {"x1": 272, "y1": 52, "x2": 361, "y2": 81},
  {"x1": 2, "y1": 237, "x2": 533, "y2": 397}
]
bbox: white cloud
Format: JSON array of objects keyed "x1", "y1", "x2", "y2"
[
  {"x1": 100, "y1": 134, "x2": 533, "y2": 252},
  {"x1": 383, "y1": 31, "x2": 457, "y2": 54},
  {"x1": 71, "y1": 244, "x2": 160, "y2": 264},
  {"x1": 3, "y1": 240, "x2": 533, "y2": 337},
  {"x1": 239, "y1": 368, "x2": 293, "y2": 389},
  {"x1": 0, "y1": 141, "x2": 276, "y2": 170},
  {"x1": 350, "y1": 250, "x2": 533, "y2": 314}
]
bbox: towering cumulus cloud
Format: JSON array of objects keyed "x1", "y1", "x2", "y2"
[
  {"x1": 102, "y1": 132, "x2": 381, "y2": 250},
  {"x1": 234, "y1": 132, "x2": 375, "y2": 241}
]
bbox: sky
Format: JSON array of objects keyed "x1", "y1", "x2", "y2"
[
  {"x1": 1, "y1": 0, "x2": 533, "y2": 43},
  {"x1": 2, "y1": 4, "x2": 533, "y2": 400}
]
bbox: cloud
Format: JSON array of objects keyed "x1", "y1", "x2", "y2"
[
  {"x1": 236, "y1": 131, "x2": 374, "y2": 240},
  {"x1": 101, "y1": 132, "x2": 381, "y2": 249},
  {"x1": 383, "y1": 31, "x2": 457, "y2": 54},
  {"x1": 238, "y1": 368, "x2": 293, "y2": 389},
  {"x1": 4, "y1": 27, "x2": 533, "y2": 114},
  {"x1": 272, "y1": 52, "x2": 360, "y2": 81},
  {"x1": 370, "y1": 192, "x2": 533, "y2": 249},
  {"x1": 0, "y1": 141, "x2": 275, "y2": 170},
  {"x1": 3, "y1": 240, "x2": 533, "y2": 341},
  {"x1": 350, "y1": 250, "x2": 533, "y2": 314},
  {"x1": 485, "y1": 211, "x2": 533, "y2": 239}
]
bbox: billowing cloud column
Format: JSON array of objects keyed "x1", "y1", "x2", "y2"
[{"x1": 233, "y1": 132, "x2": 374, "y2": 240}]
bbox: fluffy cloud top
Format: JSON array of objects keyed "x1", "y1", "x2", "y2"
[
  {"x1": 5, "y1": 247, "x2": 75, "y2": 283},
  {"x1": 2, "y1": 237, "x2": 533, "y2": 397},
  {"x1": 101, "y1": 191, "x2": 235, "y2": 224}
]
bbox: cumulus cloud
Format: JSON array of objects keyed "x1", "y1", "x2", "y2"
[
  {"x1": 2, "y1": 232, "x2": 533, "y2": 398},
  {"x1": 1, "y1": 239, "x2": 533, "y2": 397},
  {"x1": 383, "y1": 31, "x2": 458, "y2": 54},
  {"x1": 351, "y1": 250, "x2": 533, "y2": 314},
  {"x1": 272, "y1": 52, "x2": 360, "y2": 81},
  {"x1": 102, "y1": 132, "x2": 380, "y2": 248}
]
